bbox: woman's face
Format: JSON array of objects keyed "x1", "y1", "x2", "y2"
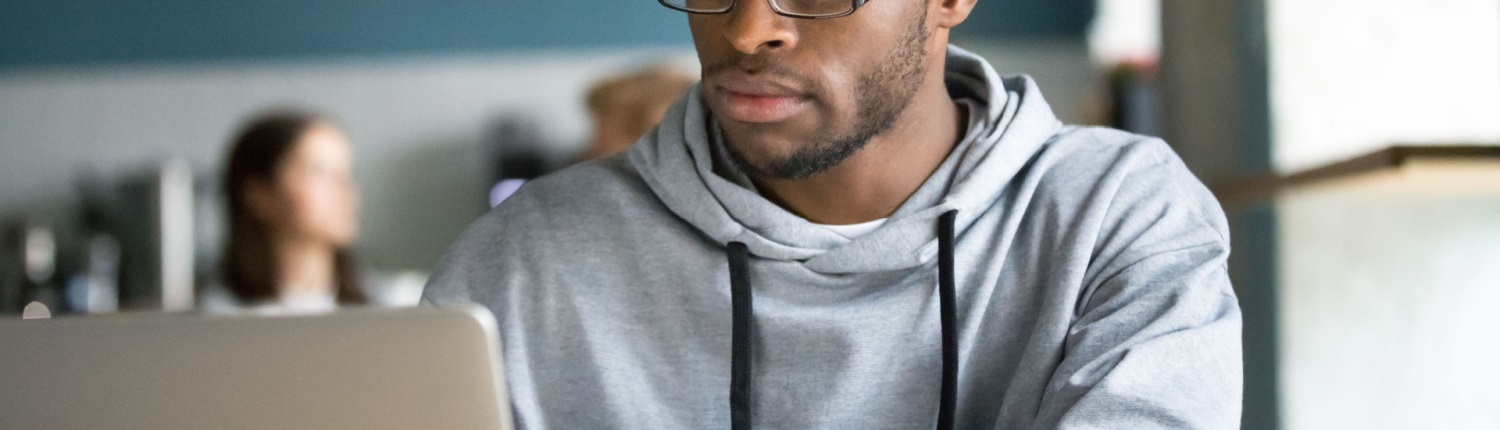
[{"x1": 260, "y1": 122, "x2": 360, "y2": 247}]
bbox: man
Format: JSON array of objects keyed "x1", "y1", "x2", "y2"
[{"x1": 424, "y1": 0, "x2": 1243, "y2": 427}]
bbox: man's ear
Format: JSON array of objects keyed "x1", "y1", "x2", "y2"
[{"x1": 932, "y1": 0, "x2": 979, "y2": 30}]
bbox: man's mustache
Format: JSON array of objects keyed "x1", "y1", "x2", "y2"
[{"x1": 702, "y1": 56, "x2": 816, "y2": 89}]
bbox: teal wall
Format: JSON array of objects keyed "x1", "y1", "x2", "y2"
[
  {"x1": 0, "y1": 0, "x2": 1093, "y2": 70},
  {"x1": 0, "y1": 0, "x2": 692, "y2": 69},
  {"x1": 958, "y1": 0, "x2": 1094, "y2": 39}
]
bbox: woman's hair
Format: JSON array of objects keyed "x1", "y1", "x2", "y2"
[{"x1": 221, "y1": 111, "x2": 365, "y2": 305}]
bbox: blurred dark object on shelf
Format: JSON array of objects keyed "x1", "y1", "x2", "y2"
[
  {"x1": 62, "y1": 175, "x2": 124, "y2": 314},
  {"x1": 0, "y1": 221, "x2": 18, "y2": 314},
  {"x1": 1108, "y1": 60, "x2": 1161, "y2": 138},
  {"x1": 4, "y1": 159, "x2": 225, "y2": 316},
  {"x1": 484, "y1": 114, "x2": 556, "y2": 208},
  {"x1": 1, "y1": 217, "x2": 62, "y2": 315},
  {"x1": 113, "y1": 160, "x2": 196, "y2": 312}
]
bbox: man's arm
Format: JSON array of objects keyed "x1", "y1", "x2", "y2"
[
  {"x1": 420, "y1": 207, "x2": 515, "y2": 308},
  {"x1": 1035, "y1": 144, "x2": 1243, "y2": 429},
  {"x1": 420, "y1": 256, "x2": 472, "y2": 306}
]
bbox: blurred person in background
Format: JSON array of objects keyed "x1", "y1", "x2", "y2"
[
  {"x1": 577, "y1": 66, "x2": 697, "y2": 161},
  {"x1": 205, "y1": 111, "x2": 366, "y2": 315}
]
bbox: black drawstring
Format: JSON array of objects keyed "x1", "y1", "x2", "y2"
[
  {"x1": 726, "y1": 209, "x2": 960, "y2": 430},
  {"x1": 728, "y1": 242, "x2": 754, "y2": 430},
  {"x1": 936, "y1": 210, "x2": 959, "y2": 430}
]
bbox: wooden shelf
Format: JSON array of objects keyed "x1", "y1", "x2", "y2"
[{"x1": 1214, "y1": 145, "x2": 1500, "y2": 207}]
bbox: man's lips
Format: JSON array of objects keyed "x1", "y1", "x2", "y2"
[
  {"x1": 720, "y1": 90, "x2": 810, "y2": 124},
  {"x1": 710, "y1": 72, "x2": 812, "y2": 124}
]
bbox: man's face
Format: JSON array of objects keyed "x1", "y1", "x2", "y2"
[{"x1": 690, "y1": 0, "x2": 932, "y2": 179}]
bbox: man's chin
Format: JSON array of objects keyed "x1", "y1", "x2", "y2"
[
  {"x1": 725, "y1": 144, "x2": 850, "y2": 181},
  {"x1": 719, "y1": 128, "x2": 796, "y2": 158},
  {"x1": 720, "y1": 138, "x2": 790, "y2": 179}
]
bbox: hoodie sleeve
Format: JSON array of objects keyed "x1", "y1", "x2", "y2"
[
  {"x1": 421, "y1": 194, "x2": 534, "y2": 308},
  {"x1": 422, "y1": 250, "x2": 474, "y2": 306},
  {"x1": 422, "y1": 230, "x2": 481, "y2": 307},
  {"x1": 1033, "y1": 140, "x2": 1243, "y2": 429}
]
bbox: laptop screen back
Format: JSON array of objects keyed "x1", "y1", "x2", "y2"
[{"x1": 0, "y1": 306, "x2": 512, "y2": 430}]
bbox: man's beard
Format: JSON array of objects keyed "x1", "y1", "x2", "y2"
[{"x1": 724, "y1": 11, "x2": 931, "y2": 180}]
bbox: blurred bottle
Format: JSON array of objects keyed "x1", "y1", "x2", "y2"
[
  {"x1": 1, "y1": 218, "x2": 64, "y2": 314},
  {"x1": 64, "y1": 175, "x2": 124, "y2": 314},
  {"x1": 64, "y1": 234, "x2": 121, "y2": 314},
  {"x1": 1107, "y1": 60, "x2": 1161, "y2": 137}
]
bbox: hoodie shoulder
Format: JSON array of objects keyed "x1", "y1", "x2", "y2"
[
  {"x1": 1036, "y1": 126, "x2": 1209, "y2": 197},
  {"x1": 454, "y1": 154, "x2": 647, "y2": 243},
  {"x1": 1027, "y1": 126, "x2": 1185, "y2": 200},
  {"x1": 1031, "y1": 125, "x2": 1230, "y2": 256},
  {"x1": 1046, "y1": 126, "x2": 1177, "y2": 167},
  {"x1": 510, "y1": 154, "x2": 650, "y2": 210},
  {"x1": 422, "y1": 153, "x2": 660, "y2": 305}
]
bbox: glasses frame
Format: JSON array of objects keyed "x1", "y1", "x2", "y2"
[{"x1": 658, "y1": 0, "x2": 873, "y2": 19}]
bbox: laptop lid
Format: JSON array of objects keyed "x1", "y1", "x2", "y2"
[{"x1": 0, "y1": 305, "x2": 512, "y2": 430}]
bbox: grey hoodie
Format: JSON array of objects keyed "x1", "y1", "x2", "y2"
[{"x1": 424, "y1": 46, "x2": 1242, "y2": 429}]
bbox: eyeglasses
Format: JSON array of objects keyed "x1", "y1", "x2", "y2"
[{"x1": 658, "y1": 0, "x2": 872, "y2": 19}]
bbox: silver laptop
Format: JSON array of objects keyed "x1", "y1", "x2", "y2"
[{"x1": 0, "y1": 305, "x2": 513, "y2": 430}]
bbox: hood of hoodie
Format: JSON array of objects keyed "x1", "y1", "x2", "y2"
[{"x1": 628, "y1": 46, "x2": 1064, "y2": 274}]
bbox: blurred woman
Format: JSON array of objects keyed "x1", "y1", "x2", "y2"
[{"x1": 211, "y1": 111, "x2": 365, "y2": 315}]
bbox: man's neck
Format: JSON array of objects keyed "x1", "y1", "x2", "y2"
[{"x1": 752, "y1": 84, "x2": 967, "y2": 225}]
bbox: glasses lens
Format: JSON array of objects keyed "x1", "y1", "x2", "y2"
[
  {"x1": 775, "y1": 0, "x2": 853, "y2": 16},
  {"x1": 662, "y1": 0, "x2": 734, "y2": 12}
]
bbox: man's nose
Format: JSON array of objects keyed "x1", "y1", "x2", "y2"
[{"x1": 722, "y1": 0, "x2": 798, "y2": 55}]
